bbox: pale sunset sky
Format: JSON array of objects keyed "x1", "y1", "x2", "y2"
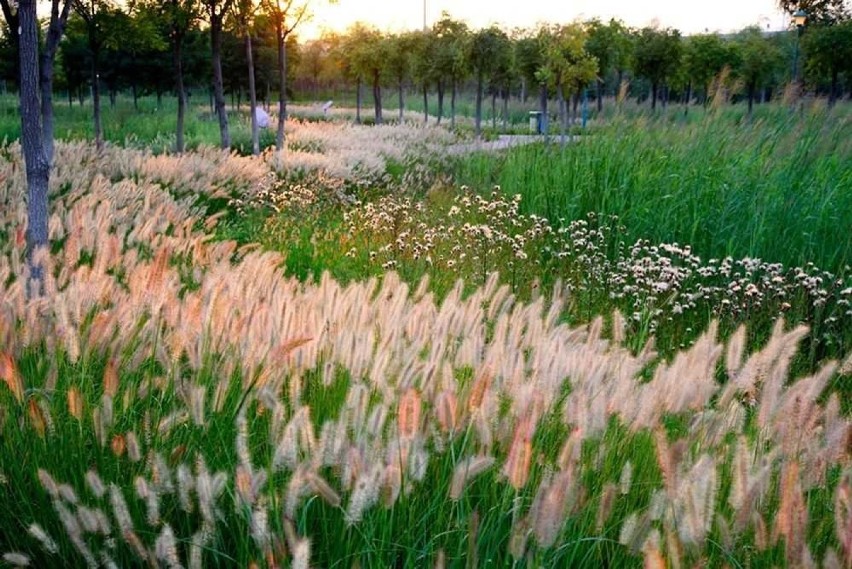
[{"x1": 301, "y1": 0, "x2": 790, "y2": 39}]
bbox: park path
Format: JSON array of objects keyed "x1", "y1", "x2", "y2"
[{"x1": 447, "y1": 134, "x2": 580, "y2": 154}]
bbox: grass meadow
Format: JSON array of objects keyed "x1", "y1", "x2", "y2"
[{"x1": 0, "y1": 93, "x2": 851, "y2": 568}]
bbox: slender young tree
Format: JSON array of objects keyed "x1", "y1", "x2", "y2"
[
  {"x1": 166, "y1": 0, "x2": 201, "y2": 153},
  {"x1": 469, "y1": 26, "x2": 510, "y2": 138},
  {"x1": 203, "y1": 0, "x2": 236, "y2": 149},
  {"x1": 235, "y1": 0, "x2": 261, "y2": 155},
  {"x1": 261, "y1": 0, "x2": 308, "y2": 150}
]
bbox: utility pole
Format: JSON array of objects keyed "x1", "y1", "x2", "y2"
[{"x1": 423, "y1": 0, "x2": 427, "y2": 31}]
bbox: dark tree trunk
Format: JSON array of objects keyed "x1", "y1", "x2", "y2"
[
  {"x1": 520, "y1": 77, "x2": 527, "y2": 103},
  {"x1": 174, "y1": 31, "x2": 186, "y2": 153},
  {"x1": 18, "y1": 0, "x2": 50, "y2": 291},
  {"x1": 572, "y1": 92, "x2": 579, "y2": 124},
  {"x1": 491, "y1": 91, "x2": 497, "y2": 131},
  {"x1": 747, "y1": 81, "x2": 755, "y2": 116},
  {"x1": 157, "y1": 89, "x2": 163, "y2": 107},
  {"x1": 437, "y1": 80, "x2": 444, "y2": 125},
  {"x1": 68, "y1": 89, "x2": 73, "y2": 107},
  {"x1": 829, "y1": 69, "x2": 839, "y2": 106},
  {"x1": 78, "y1": 86, "x2": 83, "y2": 106},
  {"x1": 109, "y1": 88, "x2": 116, "y2": 107},
  {"x1": 684, "y1": 81, "x2": 692, "y2": 116},
  {"x1": 539, "y1": 83, "x2": 548, "y2": 134},
  {"x1": 398, "y1": 80, "x2": 404, "y2": 121},
  {"x1": 596, "y1": 79, "x2": 603, "y2": 113},
  {"x1": 474, "y1": 73, "x2": 483, "y2": 138},
  {"x1": 211, "y1": 10, "x2": 230, "y2": 149},
  {"x1": 246, "y1": 32, "x2": 259, "y2": 155},
  {"x1": 450, "y1": 79, "x2": 457, "y2": 128},
  {"x1": 558, "y1": 88, "x2": 567, "y2": 146},
  {"x1": 355, "y1": 78, "x2": 362, "y2": 124},
  {"x1": 89, "y1": 39, "x2": 103, "y2": 150},
  {"x1": 502, "y1": 88, "x2": 509, "y2": 132},
  {"x1": 372, "y1": 71, "x2": 382, "y2": 124},
  {"x1": 39, "y1": 0, "x2": 71, "y2": 165},
  {"x1": 422, "y1": 84, "x2": 428, "y2": 123},
  {"x1": 276, "y1": 18, "x2": 287, "y2": 149},
  {"x1": 651, "y1": 82, "x2": 658, "y2": 111}
]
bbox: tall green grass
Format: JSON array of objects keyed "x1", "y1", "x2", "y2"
[{"x1": 451, "y1": 106, "x2": 852, "y2": 274}]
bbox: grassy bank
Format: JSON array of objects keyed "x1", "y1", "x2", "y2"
[{"x1": 451, "y1": 106, "x2": 852, "y2": 274}]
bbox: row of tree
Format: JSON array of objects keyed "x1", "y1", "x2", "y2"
[{"x1": 2, "y1": 0, "x2": 850, "y2": 293}]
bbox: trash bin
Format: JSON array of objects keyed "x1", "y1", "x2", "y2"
[{"x1": 529, "y1": 111, "x2": 542, "y2": 134}]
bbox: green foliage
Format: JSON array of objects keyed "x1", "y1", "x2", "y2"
[
  {"x1": 732, "y1": 26, "x2": 784, "y2": 111},
  {"x1": 683, "y1": 33, "x2": 737, "y2": 101},
  {"x1": 803, "y1": 21, "x2": 852, "y2": 102},
  {"x1": 632, "y1": 27, "x2": 683, "y2": 108}
]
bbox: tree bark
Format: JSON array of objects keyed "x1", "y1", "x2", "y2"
[
  {"x1": 174, "y1": 31, "x2": 186, "y2": 153},
  {"x1": 747, "y1": 81, "x2": 755, "y2": 116},
  {"x1": 501, "y1": 88, "x2": 508, "y2": 132},
  {"x1": 596, "y1": 78, "x2": 603, "y2": 113},
  {"x1": 275, "y1": 17, "x2": 287, "y2": 150},
  {"x1": 245, "y1": 31, "x2": 259, "y2": 155},
  {"x1": 210, "y1": 8, "x2": 230, "y2": 149},
  {"x1": 450, "y1": 79, "x2": 456, "y2": 128},
  {"x1": 491, "y1": 91, "x2": 497, "y2": 131},
  {"x1": 422, "y1": 84, "x2": 428, "y2": 124},
  {"x1": 474, "y1": 73, "x2": 483, "y2": 138},
  {"x1": 355, "y1": 78, "x2": 362, "y2": 124},
  {"x1": 89, "y1": 29, "x2": 103, "y2": 151},
  {"x1": 651, "y1": 82, "x2": 658, "y2": 111},
  {"x1": 829, "y1": 68, "x2": 838, "y2": 106},
  {"x1": 18, "y1": 0, "x2": 50, "y2": 291},
  {"x1": 436, "y1": 81, "x2": 445, "y2": 125},
  {"x1": 372, "y1": 71, "x2": 382, "y2": 124},
  {"x1": 398, "y1": 80, "x2": 404, "y2": 121},
  {"x1": 539, "y1": 83, "x2": 548, "y2": 134},
  {"x1": 39, "y1": 0, "x2": 71, "y2": 165},
  {"x1": 558, "y1": 88, "x2": 567, "y2": 146}
]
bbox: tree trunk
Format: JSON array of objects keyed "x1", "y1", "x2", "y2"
[
  {"x1": 245, "y1": 32, "x2": 259, "y2": 155},
  {"x1": 109, "y1": 88, "x2": 116, "y2": 107},
  {"x1": 651, "y1": 82, "x2": 658, "y2": 111},
  {"x1": 491, "y1": 91, "x2": 497, "y2": 131},
  {"x1": 474, "y1": 73, "x2": 483, "y2": 138},
  {"x1": 372, "y1": 71, "x2": 382, "y2": 124},
  {"x1": 747, "y1": 81, "x2": 755, "y2": 116},
  {"x1": 520, "y1": 77, "x2": 527, "y2": 103},
  {"x1": 211, "y1": 12, "x2": 230, "y2": 149},
  {"x1": 539, "y1": 83, "x2": 548, "y2": 134},
  {"x1": 684, "y1": 81, "x2": 692, "y2": 116},
  {"x1": 18, "y1": 0, "x2": 50, "y2": 291},
  {"x1": 276, "y1": 18, "x2": 287, "y2": 150},
  {"x1": 422, "y1": 84, "x2": 428, "y2": 123},
  {"x1": 558, "y1": 87, "x2": 567, "y2": 146},
  {"x1": 502, "y1": 89, "x2": 509, "y2": 132},
  {"x1": 398, "y1": 80, "x2": 404, "y2": 121},
  {"x1": 39, "y1": 0, "x2": 71, "y2": 165},
  {"x1": 174, "y1": 32, "x2": 186, "y2": 153},
  {"x1": 572, "y1": 92, "x2": 579, "y2": 124},
  {"x1": 829, "y1": 68, "x2": 838, "y2": 107},
  {"x1": 355, "y1": 78, "x2": 362, "y2": 124},
  {"x1": 596, "y1": 78, "x2": 603, "y2": 113},
  {"x1": 450, "y1": 79, "x2": 456, "y2": 128},
  {"x1": 437, "y1": 80, "x2": 444, "y2": 125},
  {"x1": 90, "y1": 42, "x2": 103, "y2": 150}
]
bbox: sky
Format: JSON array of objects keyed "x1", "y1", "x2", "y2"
[{"x1": 301, "y1": 0, "x2": 790, "y2": 39}]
